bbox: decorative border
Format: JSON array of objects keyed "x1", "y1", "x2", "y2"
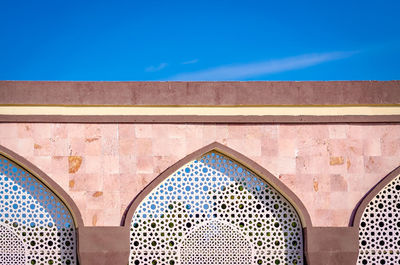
[
  {"x1": 2, "y1": 114, "x2": 400, "y2": 123},
  {"x1": 1, "y1": 81, "x2": 399, "y2": 123}
]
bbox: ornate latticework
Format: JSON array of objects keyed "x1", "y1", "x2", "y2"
[
  {"x1": 0, "y1": 155, "x2": 77, "y2": 265},
  {"x1": 180, "y1": 220, "x2": 253, "y2": 265},
  {"x1": 358, "y1": 175, "x2": 400, "y2": 265},
  {"x1": 130, "y1": 151, "x2": 304, "y2": 265},
  {"x1": 0, "y1": 223, "x2": 26, "y2": 264}
]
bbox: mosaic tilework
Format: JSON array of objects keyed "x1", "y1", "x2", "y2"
[
  {"x1": 0, "y1": 155, "x2": 76, "y2": 265},
  {"x1": 358, "y1": 175, "x2": 400, "y2": 264},
  {"x1": 130, "y1": 151, "x2": 303, "y2": 265}
]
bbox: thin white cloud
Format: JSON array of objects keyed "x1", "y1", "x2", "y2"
[
  {"x1": 181, "y1": 59, "x2": 199, "y2": 65},
  {"x1": 146, "y1": 62, "x2": 168, "y2": 72},
  {"x1": 169, "y1": 51, "x2": 357, "y2": 80}
]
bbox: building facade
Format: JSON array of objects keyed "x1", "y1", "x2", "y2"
[{"x1": 0, "y1": 81, "x2": 399, "y2": 265}]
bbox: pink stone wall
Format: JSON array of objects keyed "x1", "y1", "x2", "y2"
[{"x1": 0, "y1": 123, "x2": 399, "y2": 227}]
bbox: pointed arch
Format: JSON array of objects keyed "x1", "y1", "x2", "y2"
[
  {"x1": 0, "y1": 145, "x2": 84, "y2": 228},
  {"x1": 0, "y1": 145, "x2": 83, "y2": 265},
  {"x1": 123, "y1": 142, "x2": 312, "y2": 228},
  {"x1": 124, "y1": 142, "x2": 311, "y2": 265},
  {"x1": 352, "y1": 165, "x2": 400, "y2": 227},
  {"x1": 352, "y1": 165, "x2": 400, "y2": 264}
]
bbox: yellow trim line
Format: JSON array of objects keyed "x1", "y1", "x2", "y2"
[{"x1": 1, "y1": 106, "x2": 400, "y2": 116}]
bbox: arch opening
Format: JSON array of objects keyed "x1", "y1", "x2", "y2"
[
  {"x1": 129, "y1": 149, "x2": 305, "y2": 265},
  {"x1": 356, "y1": 171, "x2": 400, "y2": 264},
  {"x1": 0, "y1": 154, "x2": 78, "y2": 265}
]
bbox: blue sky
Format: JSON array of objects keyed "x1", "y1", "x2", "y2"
[{"x1": 0, "y1": 0, "x2": 399, "y2": 81}]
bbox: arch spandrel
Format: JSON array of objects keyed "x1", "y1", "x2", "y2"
[
  {"x1": 126, "y1": 142, "x2": 310, "y2": 265},
  {"x1": 0, "y1": 145, "x2": 81, "y2": 265}
]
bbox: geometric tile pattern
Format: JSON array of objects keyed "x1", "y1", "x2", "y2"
[
  {"x1": 358, "y1": 175, "x2": 400, "y2": 265},
  {"x1": 130, "y1": 151, "x2": 303, "y2": 265},
  {"x1": 179, "y1": 220, "x2": 253, "y2": 265},
  {"x1": 0, "y1": 155, "x2": 76, "y2": 265},
  {"x1": 0, "y1": 223, "x2": 26, "y2": 264}
]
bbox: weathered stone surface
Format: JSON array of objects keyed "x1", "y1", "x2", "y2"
[
  {"x1": 330, "y1": 156, "x2": 344, "y2": 165},
  {"x1": 68, "y1": 156, "x2": 82, "y2": 174}
]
